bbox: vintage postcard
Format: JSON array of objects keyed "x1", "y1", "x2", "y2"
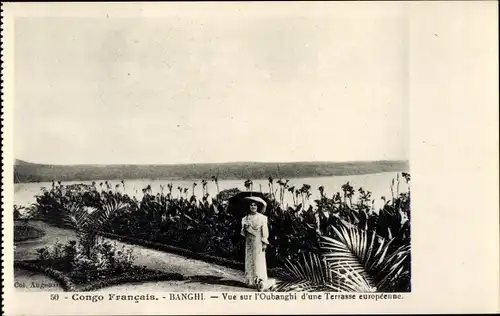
[{"x1": 2, "y1": 2, "x2": 499, "y2": 315}]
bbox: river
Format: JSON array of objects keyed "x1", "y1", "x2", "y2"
[{"x1": 14, "y1": 172, "x2": 409, "y2": 210}]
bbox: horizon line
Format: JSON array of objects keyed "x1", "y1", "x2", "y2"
[{"x1": 15, "y1": 158, "x2": 409, "y2": 167}]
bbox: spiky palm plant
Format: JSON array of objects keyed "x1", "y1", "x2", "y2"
[
  {"x1": 273, "y1": 252, "x2": 376, "y2": 292},
  {"x1": 274, "y1": 223, "x2": 410, "y2": 292},
  {"x1": 322, "y1": 224, "x2": 410, "y2": 292},
  {"x1": 62, "y1": 200, "x2": 128, "y2": 257},
  {"x1": 273, "y1": 252, "x2": 338, "y2": 292}
]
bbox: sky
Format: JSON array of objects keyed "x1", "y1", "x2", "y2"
[{"x1": 14, "y1": 10, "x2": 409, "y2": 165}]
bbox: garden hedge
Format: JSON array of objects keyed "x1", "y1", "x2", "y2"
[
  {"x1": 15, "y1": 260, "x2": 195, "y2": 292},
  {"x1": 14, "y1": 224, "x2": 46, "y2": 242},
  {"x1": 14, "y1": 261, "x2": 76, "y2": 291}
]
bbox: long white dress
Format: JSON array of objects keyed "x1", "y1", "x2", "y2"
[{"x1": 241, "y1": 213, "x2": 269, "y2": 287}]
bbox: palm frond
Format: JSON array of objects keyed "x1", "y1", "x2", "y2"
[
  {"x1": 58, "y1": 201, "x2": 127, "y2": 257},
  {"x1": 321, "y1": 223, "x2": 410, "y2": 292},
  {"x1": 330, "y1": 263, "x2": 376, "y2": 292},
  {"x1": 61, "y1": 203, "x2": 89, "y2": 230},
  {"x1": 274, "y1": 252, "x2": 334, "y2": 292},
  {"x1": 92, "y1": 200, "x2": 128, "y2": 227},
  {"x1": 274, "y1": 252, "x2": 377, "y2": 293}
]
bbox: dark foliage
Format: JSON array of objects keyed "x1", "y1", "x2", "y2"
[
  {"x1": 34, "y1": 239, "x2": 137, "y2": 284},
  {"x1": 27, "y1": 174, "x2": 411, "y2": 292},
  {"x1": 14, "y1": 224, "x2": 46, "y2": 242}
]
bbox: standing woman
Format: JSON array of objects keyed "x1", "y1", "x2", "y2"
[{"x1": 240, "y1": 196, "x2": 274, "y2": 291}]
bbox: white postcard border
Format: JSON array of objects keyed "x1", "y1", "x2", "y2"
[{"x1": 2, "y1": 2, "x2": 499, "y2": 315}]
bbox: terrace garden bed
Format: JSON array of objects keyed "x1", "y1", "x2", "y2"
[
  {"x1": 14, "y1": 223, "x2": 46, "y2": 242},
  {"x1": 15, "y1": 259, "x2": 187, "y2": 291}
]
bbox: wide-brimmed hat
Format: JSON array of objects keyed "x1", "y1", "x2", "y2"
[
  {"x1": 244, "y1": 196, "x2": 267, "y2": 209},
  {"x1": 227, "y1": 191, "x2": 271, "y2": 217}
]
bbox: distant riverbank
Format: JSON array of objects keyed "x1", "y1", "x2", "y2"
[{"x1": 14, "y1": 159, "x2": 408, "y2": 183}]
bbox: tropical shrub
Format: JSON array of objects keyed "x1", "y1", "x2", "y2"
[
  {"x1": 31, "y1": 189, "x2": 140, "y2": 283},
  {"x1": 35, "y1": 239, "x2": 136, "y2": 283},
  {"x1": 27, "y1": 173, "x2": 411, "y2": 292},
  {"x1": 274, "y1": 222, "x2": 411, "y2": 292}
]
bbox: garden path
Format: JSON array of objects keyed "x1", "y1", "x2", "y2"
[{"x1": 14, "y1": 221, "x2": 250, "y2": 292}]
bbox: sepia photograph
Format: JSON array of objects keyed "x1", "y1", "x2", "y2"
[
  {"x1": 12, "y1": 5, "x2": 411, "y2": 295},
  {"x1": 3, "y1": 1, "x2": 498, "y2": 315}
]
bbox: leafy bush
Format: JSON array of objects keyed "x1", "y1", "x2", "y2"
[{"x1": 35, "y1": 239, "x2": 136, "y2": 283}]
